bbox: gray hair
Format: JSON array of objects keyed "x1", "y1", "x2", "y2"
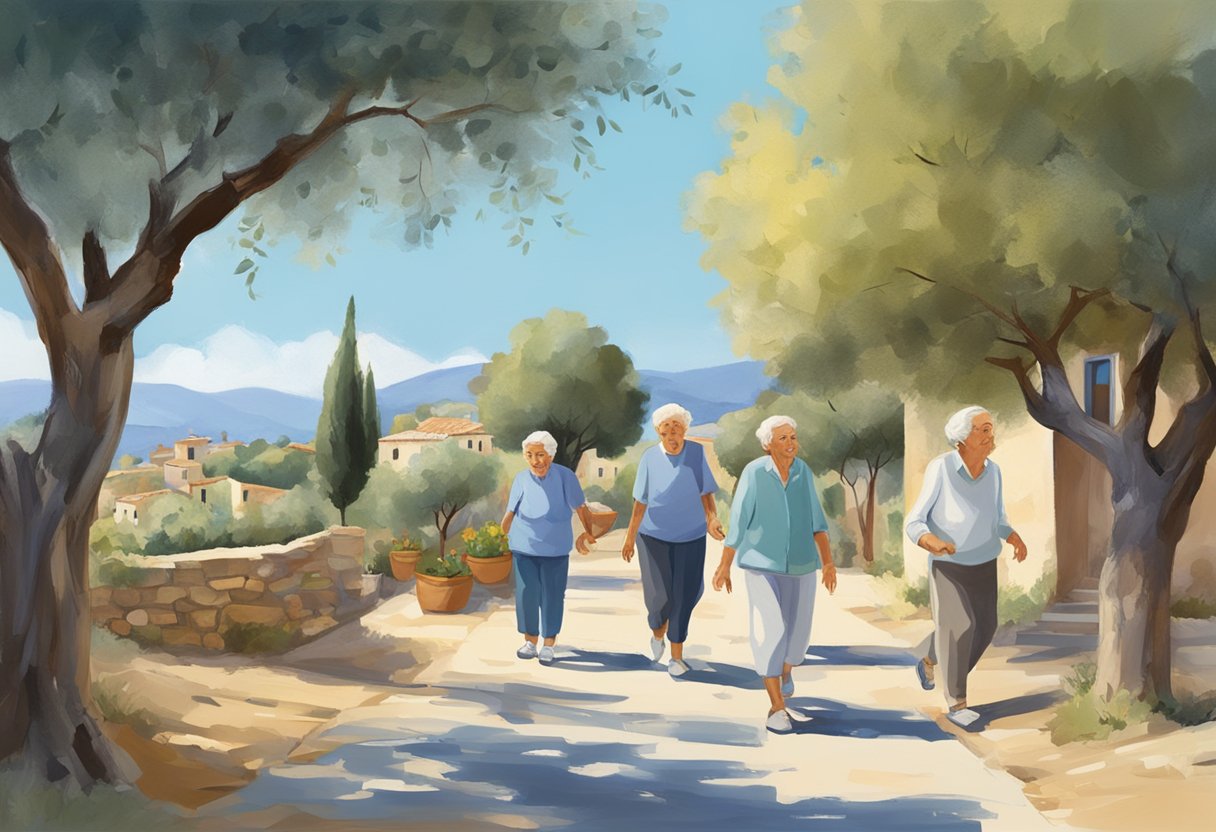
[
  {"x1": 651, "y1": 402, "x2": 693, "y2": 430},
  {"x1": 756, "y1": 415, "x2": 797, "y2": 449},
  {"x1": 945, "y1": 406, "x2": 989, "y2": 447},
  {"x1": 521, "y1": 430, "x2": 558, "y2": 457}
]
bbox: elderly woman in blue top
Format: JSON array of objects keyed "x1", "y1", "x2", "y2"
[
  {"x1": 712, "y1": 415, "x2": 837, "y2": 734},
  {"x1": 621, "y1": 403, "x2": 725, "y2": 677},
  {"x1": 502, "y1": 430, "x2": 597, "y2": 664},
  {"x1": 906, "y1": 406, "x2": 1027, "y2": 729}
]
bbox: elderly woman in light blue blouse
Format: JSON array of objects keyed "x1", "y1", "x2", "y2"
[{"x1": 712, "y1": 415, "x2": 837, "y2": 734}]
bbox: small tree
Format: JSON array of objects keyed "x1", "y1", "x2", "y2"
[
  {"x1": 471, "y1": 309, "x2": 649, "y2": 471},
  {"x1": 316, "y1": 298, "x2": 374, "y2": 525},
  {"x1": 397, "y1": 442, "x2": 502, "y2": 557}
]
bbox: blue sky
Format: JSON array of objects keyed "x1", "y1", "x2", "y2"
[{"x1": 0, "y1": 1, "x2": 795, "y2": 394}]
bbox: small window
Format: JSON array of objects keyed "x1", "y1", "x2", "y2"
[
  {"x1": 392, "y1": 448, "x2": 399, "y2": 460},
  {"x1": 187, "y1": 447, "x2": 195, "y2": 460},
  {"x1": 201, "y1": 489, "x2": 207, "y2": 504},
  {"x1": 133, "y1": 510, "x2": 138, "y2": 520},
  {"x1": 598, "y1": 467, "x2": 604, "y2": 477},
  {"x1": 467, "y1": 439, "x2": 474, "y2": 449},
  {"x1": 243, "y1": 490, "x2": 250, "y2": 502},
  {"x1": 478, "y1": 440, "x2": 483, "y2": 452},
  {"x1": 1085, "y1": 356, "x2": 1115, "y2": 426},
  {"x1": 614, "y1": 467, "x2": 618, "y2": 476},
  {"x1": 181, "y1": 470, "x2": 188, "y2": 480}
]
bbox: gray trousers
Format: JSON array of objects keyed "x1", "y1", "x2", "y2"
[
  {"x1": 921, "y1": 559, "x2": 997, "y2": 707},
  {"x1": 744, "y1": 569, "x2": 817, "y2": 678},
  {"x1": 637, "y1": 534, "x2": 706, "y2": 644}
]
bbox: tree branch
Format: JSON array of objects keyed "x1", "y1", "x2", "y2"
[
  {"x1": 81, "y1": 230, "x2": 112, "y2": 306},
  {"x1": 1048, "y1": 286, "x2": 1110, "y2": 350},
  {"x1": 1117, "y1": 313, "x2": 1175, "y2": 459},
  {"x1": 0, "y1": 139, "x2": 78, "y2": 369}
]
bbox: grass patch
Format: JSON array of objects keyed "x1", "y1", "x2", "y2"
[
  {"x1": 1170, "y1": 596, "x2": 1216, "y2": 619},
  {"x1": 1048, "y1": 662, "x2": 1153, "y2": 744},
  {"x1": 92, "y1": 677, "x2": 157, "y2": 737},
  {"x1": 96, "y1": 558, "x2": 144, "y2": 588},
  {"x1": 220, "y1": 622, "x2": 298, "y2": 654},
  {"x1": 0, "y1": 761, "x2": 191, "y2": 831}
]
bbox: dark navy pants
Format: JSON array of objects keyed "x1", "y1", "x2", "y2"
[{"x1": 637, "y1": 534, "x2": 706, "y2": 644}]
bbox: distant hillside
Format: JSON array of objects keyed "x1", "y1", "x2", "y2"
[{"x1": 0, "y1": 360, "x2": 772, "y2": 459}]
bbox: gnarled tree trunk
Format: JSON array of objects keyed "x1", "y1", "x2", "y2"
[{"x1": 0, "y1": 318, "x2": 138, "y2": 785}]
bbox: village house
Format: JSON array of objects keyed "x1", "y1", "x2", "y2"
[
  {"x1": 163, "y1": 459, "x2": 204, "y2": 492},
  {"x1": 286, "y1": 442, "x2": 315, "y2": 454},
  {"x1": 575, "y1": 448, "x2": 624, "y2": 486},
  {"x1": 189, "y1": 476, "x2": 287, "y2": 516},
  {"x1": 148, "y1": 443, "x2": 173, "y2": 466},
  {"x1": 174, "y1": 436, "x2": 210, "y2": 463},
  {"x1": 416, "y1": 416, "x2": 494, "y2": 455},
  {"x1": 377, "y1": 430, "x2": 447, "y2": 471},
  {"x1": 113, "y1": 489, "x2": 187, "y2": 527}
]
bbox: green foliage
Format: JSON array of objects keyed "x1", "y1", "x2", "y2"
[
  {"x1": 864, "y1": 544, "x2": 905, "y2": 579},
  {"x1": 583, "y1": 461, "x2": 639, "y2": 516},
  {"x1": 998, "y1": 570, "x2": 1056, "y2": 626},
  {"x1": 421, "y1": 552, "x2": 471, "y2": 579},
  {"x1": 1154, "y1": 692, "x2": 1216, "y2": 727},
  {"x1": 0, "y1": 411, "x2": 46, "y2": 452},
  {"x1": 0, "y1": 761, "x2": 187, "y2": 831},
  {"x1": 202, "y1": 439, "x2": 315, "y2": 490},
  {"x1": 1050, "y1": 660, "x2": 1154, "y2": 744},
  {"x1": 115, "y1": 454, "x2": 142, "y2": 469},
  {"x1": 902, "y1": 578, "x2": 931, "y2": 609},
  {"x1": 471, "y1": 309, "x2": 648, "y2": 471},
  {"x1": 365, "y1": 550, "x2": 391, "y2": 576},
  {"x1": 362, "y1": 364, "x2": 381, "y2": 471},
  {"x1": 1170, "y1": 596, "x2": 1216, "y2": 619},
  {"x1": 315, "y1": 298, "x2": 376, "y2": 523},
  {"x1": 390, "y1": 528, "x2": 423, "y2": 551},
  {"x1": 460, "y1": 521, "x2": 510, "y2": 559},
  {"x1": 221, "y1": 622, "x2": 298, "y2": 654},
  {"x1": 96, "y1": 558, "x2": 143, "y2": 588},
  {"x1": 389, "y1": 413, "x2": 419, "y2": 434}
]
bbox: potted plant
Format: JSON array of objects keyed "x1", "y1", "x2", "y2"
[
  {"x1": 415, "y1": 551, "x2": 473, "y2": 613},
  {"x1": 461, "y1": 522, "x2": 513, "y2": 584},
  {"x1": 389, "y1": 530, "x2": 423, "y2": 581}
]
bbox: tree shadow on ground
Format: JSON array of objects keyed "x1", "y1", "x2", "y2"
[
  {"x1": 678, "y1": 660, "x2": 766, "y2": 690},
  {"x1": 555, "y1": 649, "x2": 658, "y2": 672},
  {"x1": 804, "y1": 645, "x2": 919, "y2": 667},
  {"x1": 566, "y1": 575, "x2": 640, "y2": 591},
  {"x1": 786, "y1": 697, "x2": 953, "y2": 741},
  {"x1": 967, "y1": 691, "x2": 1068, "y2": 732},
  {"x1": 211, "y1": 721, "x2": 992, "y2": 831}
]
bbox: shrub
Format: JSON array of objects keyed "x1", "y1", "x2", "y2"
[
  {"x1": 902, "y1": 577, "x2": 931, "y2": 608},
  {"x1": 998, "y1": 570, "x2": 1056, "y2": 626},
  {"x1": 1170, "y1": 596, "x2": 1216, "y2": 619},
  {"x1": 1155, "y1": 692, "x2": 1216, "y2": 727},
  {"x1": 221, "y1": 622, "x2": 298, "y2": 654},
  {"x1": 1048, "y1": 662, "x2": 1153, "y2": 744},
  {"x1": 96, "y1": 558, "x2": 143, "y2": 588},
  {"x1": 864, "y1": 544, "x2": 905, "y2": 578},
  {"x1": 365, "y1": 550, "x2": 391, "y2": 576}
]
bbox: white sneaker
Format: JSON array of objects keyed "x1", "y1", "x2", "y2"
[
  {"x1": 538, "y1": 645, "x2": 556, "y2": 664},
  {"x1": 781, "y1": 675, "x2": 795, "y2": 697},
  {"x1": 516, "y1": 641, "x2": 537, "y2": 660},
  {"x1": 765, "y1": 708, "x2": 794, "y2": 734},
  {"x1": 649, "y1": 637, "x2": 666, "y2": 662},
  {"x1": 946, "y1": 707, "x2": 981, "y2": 728},
  {"x1": 667, "y1": 658, "x2": 690, "y2": 678}
]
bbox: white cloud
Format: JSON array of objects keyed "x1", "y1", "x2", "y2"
[
  {"x1": 133, "y1": 325, "x2": 486, "y2": 395},
  {"x1": 0, "y1": 308, "x2": 51, "y2": 381}
]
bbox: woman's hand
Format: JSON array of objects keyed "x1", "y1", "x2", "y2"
[
  {"x1": 706, "y1": 516, "x2": 725, "y2": 541},
  {"x1": 576, "y1": 532, "x2": 596, "y2": 555},
  {"x1": 712, "y1": 561, "x2": 732, "y2": 593},
  {"x1": 621, "y1": 535, "x2": 635, "y2": 562},
  {"x1": 821, "y1": 562, "x2": 837, "y2": 594}
]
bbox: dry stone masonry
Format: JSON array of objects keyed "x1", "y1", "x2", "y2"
[{"x1": 91, "y1": 527, "x2": 378, "y2": 651}]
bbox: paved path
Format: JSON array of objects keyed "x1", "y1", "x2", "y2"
[{"x1": 202, "y1": 533, "x2": 1061, "y2": 831}]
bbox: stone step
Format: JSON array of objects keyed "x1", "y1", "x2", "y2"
[
  {"x1": 1040, "y1": 610, "x2": 1099, "y2": 625},
  {"x1": 1014, "y1": 630, "x2": 1097, "y2": 648},
  {"x1": 1019, "y1": 618, "x2": 1099, "y2": 636},
  {"x1": 1068, "y1": 589, "x2": 1099, "y2": 603},
  {"x1": 1046, "y1": 601, "x2": 1098, "y2": 616}
]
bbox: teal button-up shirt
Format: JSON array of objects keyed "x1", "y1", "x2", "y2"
[{"x1": 724, "y1": 456, "x2": 828, "y2": 576}]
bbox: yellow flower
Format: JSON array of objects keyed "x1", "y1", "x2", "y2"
[
  {"x1": 461, "y1": 528, "x2": 476, "y2": 542},
  {"x1": 486, "y1": 523, "x2": 501, "y2": 536}
]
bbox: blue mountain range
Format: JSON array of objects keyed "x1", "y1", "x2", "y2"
[{"x1": 0, "y1": 362, "x2": 772, "y2": 460}]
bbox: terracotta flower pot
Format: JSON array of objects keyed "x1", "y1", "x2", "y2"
[
  {"x1": 466, "y1": 552, "x2": 513, "y2": 584},
  {"x1": 389, "y1": 549, "x2": 422, "y2": 581},
  {"x1": 415, "y1": 572, "x2": 473, "y2": 613}
]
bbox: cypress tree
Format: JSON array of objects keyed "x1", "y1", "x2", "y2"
[
  {"x1": 362, "y1": 364, "x2": 381, "y2": 473},
  {"x1": 316, "y1": 297, "x2": 373, "y2": 524}
]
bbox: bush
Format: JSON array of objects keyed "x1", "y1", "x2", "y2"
[
  {"x1": 998, "y1": 570, "x2": 1056, "y2": 626},
  {"x1": 96, "y1": 558, "x2": 143, "y2": 588},
  {"x1": 221, "y1": 622, "x2": 298, "y2": 654},
  {"x1": 1155, "y1": 692, "x2": 1216, "y2": 727},
  {"x1": 902, "y1": 577, "x2": 931, "y2": 608},
  {"x1": 365, "y1": 549, "x2": 391, "y2": 576},
  {"x1": 864, "y1": 544, "x2": 905, "y2": 578},
  {"x1": 1171, "y1": 596, "x2": 1216, "y2": 619},
  {"x1": 1048, "y1": 662, "x2": 1153, "y2": 744}
]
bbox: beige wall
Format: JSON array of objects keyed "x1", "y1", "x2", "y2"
[
  {"x1": 164, "y1": 461, "x2": 204, "y2": 492},
  {"x1": 903, "y1": 401, "x2": 1056, "y2": 591},
  {"x1": 378, "y1": 439, "x2": 440, "y2": 470},
  {"x1": 576, "y1": 448, "x2": 623, "y2": 485},
  {"x1": 454, "y1": 433, "x2": 494, "y2": 455}
]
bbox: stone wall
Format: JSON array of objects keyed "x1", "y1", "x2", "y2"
[{"x1": 91, "y1": 527, "x2": 377, "y2": 651}]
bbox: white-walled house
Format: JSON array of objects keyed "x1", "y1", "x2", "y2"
[
  {"x1": 575, "y1": 448, "x2": 624, "y2": 486},
  {"x1": 189, "y1": 476, "x2": 286, "y2": 516},
  {"x1": 377, "y1": 430, "x2": 447, "y2": 470},
  {"x1": 416, "y1": 417, "x2": 494, "y2": 455},
  {"x1": 113, "y1": 489, "x2": 185, "y2": 526},
  {"x1": 163, "y1": 459, "x2": 204, "y2": 492}
]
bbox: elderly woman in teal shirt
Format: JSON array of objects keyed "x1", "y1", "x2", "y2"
[{"x1": 712, "y1": 415, "x2": 837, "y2": 734}]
